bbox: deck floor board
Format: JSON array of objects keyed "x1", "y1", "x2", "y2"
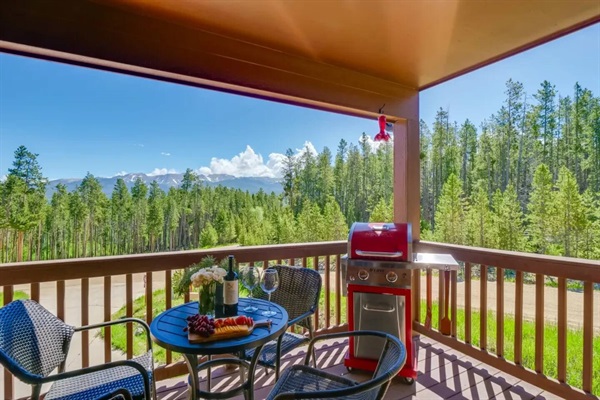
[{"x1": 155, "y1": 336, "x2": 562, "y2": 400}]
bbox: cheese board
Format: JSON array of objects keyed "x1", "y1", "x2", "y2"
[{"x1": 187, "y1": 315, "x2": 271, "y2": 343}]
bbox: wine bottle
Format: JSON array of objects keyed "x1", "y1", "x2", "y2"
[
  {"x1": 214, "y1": 282, "x2": 224, "y2": 318},
  {"x1": 223, "y1": 255, "x2": 238, "y2": 316}
]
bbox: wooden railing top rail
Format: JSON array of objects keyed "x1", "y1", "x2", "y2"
[
  {"x1": 415, "y1": 241, "x2": 600, "y2": 282},
  {"x1": 0, "y1": 241, "x2": 347, "y2": 285}
]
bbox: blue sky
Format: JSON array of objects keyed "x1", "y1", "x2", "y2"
[{"x1": 0, "y1": 23, "x2": 598, "y2": 181}]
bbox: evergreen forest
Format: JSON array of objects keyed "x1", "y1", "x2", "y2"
[{"x1": 1, "y1": 79, "x2": 599, "y2": 263}]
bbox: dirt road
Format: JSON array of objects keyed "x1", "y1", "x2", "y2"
[{"x1": 420, "y1": 275, "x2": 600, "y2": 332}]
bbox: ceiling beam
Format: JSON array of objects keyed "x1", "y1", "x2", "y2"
[{"x1": 0, "y1": 0, "x2": 417, "y2": 120}]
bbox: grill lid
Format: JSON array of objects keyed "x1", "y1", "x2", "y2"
[{"x1": 348, "y1": 222, "x2": 412, "y2": 262}]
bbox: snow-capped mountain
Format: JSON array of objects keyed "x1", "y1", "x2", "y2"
[{"x1": 46, "y1": 172, "x2": 282, "y2": 198}]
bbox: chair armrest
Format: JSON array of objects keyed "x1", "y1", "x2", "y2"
[
  {"x1": 75, "y1": 318, "x2": 152, "y2": 352},
  {"x1": 38, "y1": 359, "x2": 151, "y2": 398},
  {"x1": 96, "y1": 388, "x2": 134, "y2": 400},
  {"x1": 288, "y1": 310, "x2": 314, "y2": 327},
  {"x1": 271, "y1": 365, "x2": 387, "y2": 399},
  {"x1": 0, "y1": 351, "x2": 44, "y2": 385},
  {"x1": 302, "y1": 330, "x2": 399, "y2": 365}
]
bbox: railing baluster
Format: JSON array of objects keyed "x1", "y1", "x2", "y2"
[
  {"x1": 165, "y1": 270, "x2": 172, "y2": 364},
  {"x1": 451, "y1": 270, "x2": 457, "y2": 337},
  {"x1": 57, "y1": 280, "x2": 65, "y2": 321},
  {"x1": 325, "y1": 255, "x2": 330, "y2": 328},
  {"x1": 31, "y1": 282, "x2": 40, "y2": 302},
  {"x1": 426, "y1": 269, "x2": 432, "y2": 329},
  {"x1": 184, "y1": 269, "x2": 190, "y2": 304},
  {"x1": 3, "y1": 285, "x2": 13, "y2": 400},
  {"x1": 496, "y1": 267, "x2": 504, "y2": 357},
  {"x1": 465, "y1": 263, "x2": 472, "y2": 344},
  {"x1": 145, "y1": 272, "x2": 153, "y2": 324},
  {"x1": 557, "y1": 277, "x2": 567, "y2": 382},
  {"x1": 413, "y1": 268, "x2": 421, "y2": 324},
  {"x1": 335, "y1": 255, "x2": 341, "y2": 326},
  {"x1": 480, "y1": 265, "x2": 487, "y2": 350},
  {"x1": 104, "y1": 276, "x2": 112, "y2": 363},
  {"x1": 535, "y1": 273, "x2": 544, "y2": 373},
  {"x1": 515, "y1": 270, "x2": 523, "y2": 365},
  {"x1": 81, "y1": 278, "x2": 89, "y2": 367},
  {"x1": 438, "y1": 270, "x2": 444, "y2": 329},
  {"x1": 126, "y1": 273, "x2": 133, "y2": 359},
  {"x1": 2, "y1": 286, "x2": 13, "y2": 305},
  {"x1": 583, "y1": 280, "x2": 593, "y2": 392},
  {"x1": 313, "y1": 257, "x2": 320, "y2": 330}
]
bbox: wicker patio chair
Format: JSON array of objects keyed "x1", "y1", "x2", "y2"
[
  {"x1": 244, "y1": 265, "x2": 322, "y2": 380},
  {"x1": 266, "y1": 330, "x2": 406, "y2": 400},
  {"x1": 0, "y1": 299, "x2": 155, "y2": 400}
]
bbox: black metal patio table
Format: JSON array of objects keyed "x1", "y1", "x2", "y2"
[{"x1": 150, "y1": 298, "x2": 288, "y2": 400}]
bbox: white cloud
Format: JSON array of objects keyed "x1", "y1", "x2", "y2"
[
  {"x1": 296, "y1": 141, "x2": 318, "y2": 158},
  {"x1": 198, "y1": 145, "x2": 277, "y2": 178},
  {"x1": 114, "y1": 171, "x2": 128, "y2": 176},
  {"x1": 161, "y1": 152, "x2": 171, "y2": 156},
  {"x1": 148, "y1": 168, "x2": 178, "y2": 176},
  {"x1": 196, "y1": 144, "x2": 319, "y2": 179},
  {"x1": 0, "y1": 175, "x2": 6, "y2": 182}
]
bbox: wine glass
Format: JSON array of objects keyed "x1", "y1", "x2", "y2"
[
  {"x1": 260, "y1": 268, "x2": 279, "y2": 317},
  {"x1": 240, "y1": 266, "x2": 260, "y2": 312}
]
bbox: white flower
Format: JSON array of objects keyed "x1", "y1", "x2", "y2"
[{"x1": 190, "y1": 265, "x2": 227, "y2": 287}]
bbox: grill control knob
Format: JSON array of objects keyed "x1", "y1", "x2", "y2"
[
  {"x1": 357, "y1": 269, "x2": 369, "y2": 281},
  {"x1": 386, "y1": 271, "x2": 398, "y2": 283}
]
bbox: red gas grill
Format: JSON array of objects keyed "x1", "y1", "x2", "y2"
[{"x1": 342, "y1": 222, "x2": 458, "y2": 383}]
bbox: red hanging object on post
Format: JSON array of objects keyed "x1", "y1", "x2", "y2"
[{"x1": 374, "y1": 115, "x2": 391, "y2": 142}]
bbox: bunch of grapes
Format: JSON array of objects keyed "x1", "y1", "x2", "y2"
[{"x1": 184, "y1": 314, "x2": 216, "y2": 337}]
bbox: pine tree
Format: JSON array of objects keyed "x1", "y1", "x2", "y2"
[
  {"x1": 5, "y1": 147, "x2": 47, "y2": 261},
  {"x1": 578, "y1": 190, "x2": 598, "y2": 259},
  {"x1": 553, "y1": 166, "x2": 585, "y2": 256},
  {"x1": 369, "y1": 197, "x2": 393, "y2": 223},
  {"x1": 492, "y1": 184, "x2": 525, "y2": 251},
  {"x1": 433, "y1": 174, "x2": 466, "y2": 244},
  {"x1": 131, "y1": 178, "x2": 148, "y2": 253},
  {"x1": 282, "y1": 148, "x2": 299, "y2": 214},
  {"x1": 111, "y1": 178, "x2": 132, "y2": 254},
  {"x1": 322, "y1": 196, "x2": 348, "y2": 240},
  {"x1": 533, "y1": 81, "x2": 557, "y2": 172},
  {"x1": 458, "y1": 119, "x2": 477, "y2": 198},
  {"x1": 48, "y1": 184, "x2": 70, "y2": 259},
  {"x1": 465, "y1": 180, "x2": 495, "y2": 248},
  {"x1": 200, "y1": 221, "x2": 218, "y2": 248},
  {"x1": 420, "y1": 120, "x2": 434, "y2": 228},
  {"x1": 527, "y1": 164, "x2": 554, "y2": 253},
  {"x1": 147, "y1": 181, "x2": 165, "y2": 251}
]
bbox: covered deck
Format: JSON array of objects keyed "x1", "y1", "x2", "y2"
[
  {"x1": 1, "y1": 241, "x2": 598, "y2": 399},
  {"x1": 1, "y1": 1, "x2": 599, "y2": 399}
]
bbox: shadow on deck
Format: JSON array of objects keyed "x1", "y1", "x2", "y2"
[{"x1": 155, "y1": 336, "x2": 561, "y2": 400}]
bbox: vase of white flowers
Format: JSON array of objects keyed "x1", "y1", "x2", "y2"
[{"x1": 190, "y1": 265, "x2": 227, "y2": 317}]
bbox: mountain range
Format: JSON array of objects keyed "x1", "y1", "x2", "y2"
[{"x1": 46, "y1": 172, "x2": 283, "y2": 198}]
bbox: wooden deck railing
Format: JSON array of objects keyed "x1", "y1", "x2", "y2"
[
  {"x1": 1, "y1": 240, "x2": 598, "y2": 399},
  {"x1": 0, "y1": 241, "x2": 347, "y2": 399},
  {"x1": 414, "y1": 241, "x2": 599, "y2": 400}
]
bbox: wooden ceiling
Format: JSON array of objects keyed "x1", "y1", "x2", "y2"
[{"x1": 1, "y1": 0, "x2": 598, "y2": 117}]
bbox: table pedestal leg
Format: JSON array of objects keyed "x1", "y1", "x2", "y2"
[
  {"x1": 245, "y1": 345, "x2": 266, "y2": 400},
  {"x1": 183, "y1": 354, "x2": 198, "y2": 400}
]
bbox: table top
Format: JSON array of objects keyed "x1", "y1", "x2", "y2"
[{"x1": 150, "y1": 298, "x2": 288, "y2": 355}]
